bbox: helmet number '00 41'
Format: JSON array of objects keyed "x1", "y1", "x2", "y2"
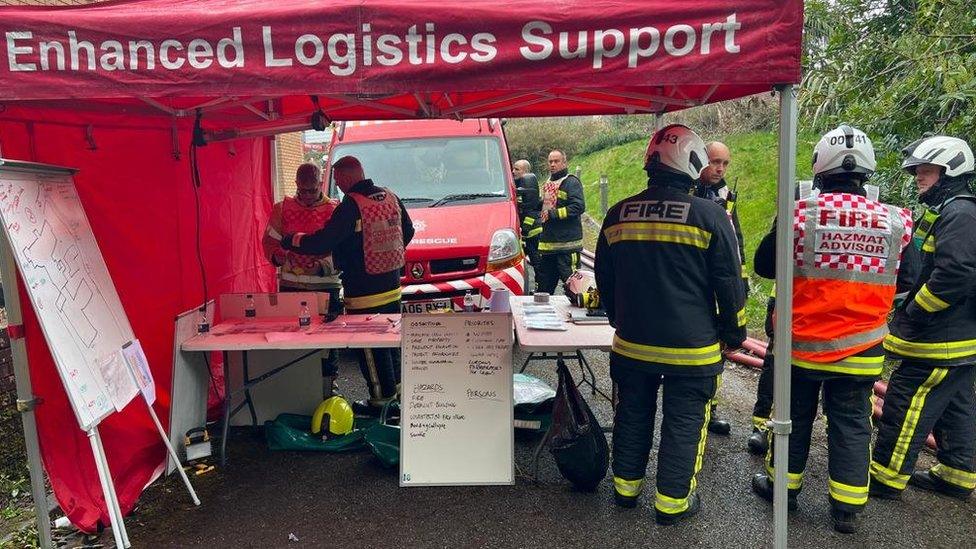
[{"x1": 829, "y1": 134, "x2": 868, "y2": 146}]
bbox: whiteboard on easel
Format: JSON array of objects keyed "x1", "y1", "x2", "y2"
[
  {"x1": 0, "y1": 161, "x2": 139, "y2": 430},
  {"x1": 400, "y1": 313, "x2": 514, "y2": 486}
]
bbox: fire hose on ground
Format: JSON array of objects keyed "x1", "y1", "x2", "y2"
[{"x1": 724, "y1": 336, "x2": 937, "y2": 451}]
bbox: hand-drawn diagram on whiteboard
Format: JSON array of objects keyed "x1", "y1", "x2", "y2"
[{"x1": 0, "y1": 165, "x2": 137, "y2": 430}]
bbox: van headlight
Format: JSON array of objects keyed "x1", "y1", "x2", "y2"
[{"x1": 487, "y1": 229, "x2": 522, "y2": 270}]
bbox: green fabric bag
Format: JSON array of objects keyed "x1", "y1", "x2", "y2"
[
  {"x1": 264, "y1": 413, "x2": 377, "y2": 452},
  {"x1": 364, "y1": 400, "x2": 400, "y2": 468}
]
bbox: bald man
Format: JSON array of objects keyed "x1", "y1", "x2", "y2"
[
  {"x1": 536, "y1": 150, "x2": 585, "y2": 294},
  {"x1": 694, "y1": 141, "x2": 747, "y2": 437}
]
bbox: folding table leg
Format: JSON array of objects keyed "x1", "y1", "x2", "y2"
[
  {"x1": 242, "y1": 351, "x2": 258, "y2": 426},
  {"x1": 519, "y1": 352, "x2": 535, "y2": 373},
  {"x1": 220, "y1": 350, "x2": 231, "y2": 467}
]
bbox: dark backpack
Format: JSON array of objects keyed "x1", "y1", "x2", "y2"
[{"x1": 546, "y1": 361, "x2": 609, "y2": 491}]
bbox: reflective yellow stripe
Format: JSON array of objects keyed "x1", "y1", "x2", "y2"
[
  {"x1": 613, "y1": 476, "x2": 643, "y2": 497},
  {"x1": 526, "y1": 227, "x2": 543, "y2": 238},
  {"x1": 792, "y1": 354, "x2": 884, "y2": 376},
  {"x1": 828, "y1": 478, "x2": 868, "y2": 506},
  {"x1": 884, "y1": 335, "x2": 976, "y2": 361},
  {"x1": 603, "y1": 222, "x2": 712, "y2": 249},
  {"x1": 888, "y1": 368, "x2": 948, "y2": 475},
  {"x1": 522, "y1": 216, "x2": 536, "y2": 226},
  {"x1": 655, "y1": 490, "x2": 689, "y2": 515},
  {"x1": 687, "y1": 391, "x2": 711, "y2": 496},
  {"x1": 538, "y1": 239, "x2": 583, "y2": 252},
  {"x1": 922, "y1": 235, "x2": 936, "y2": 253},
  {"x1": 571, "y1": 252, "x2": 578, "y2": 272},
  {"x1": 871, "y1": 461, "x2": 910, "y2": 489},
  {"x1": 344, "y1": 287, "x2": 401, "y2": 310},
  {"x1": 736, "y1": 307, "x2": 746, "y2": 327},
  {"x1": 914, "y1": 284, "x2": 950, "y2": 313},
  {"x1": 612, "y1": 335, "x2": 721, "y2": 366},
  {"x1": 768, "y1": 282, "x2": 777, "y2": 298},
  {"x1": 557, "y1": 190, "x2": 567, "y2": 199},
  {"x1": 557, "y1": 206, "x2": 568, "y2": 219},
  {"x1": 764, "y1": 461, "x2": 804, "y2": 490},
  {"x1": 931, "y1": 463, "x2": 976, "y2": 490}
]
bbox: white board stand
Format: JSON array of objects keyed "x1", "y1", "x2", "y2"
[
  {"x1": 400, "y1": 312, "x2": 514, "y2": 486},
  {"x1": 141, "y1": 391, "x2": 200, "y2": 505}
]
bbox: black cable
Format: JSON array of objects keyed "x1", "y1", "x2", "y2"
[{"x1": 189, "y1": 139, "x2": 209, "y2": 310}]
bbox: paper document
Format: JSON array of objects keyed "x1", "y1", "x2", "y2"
[{"x1": 122, "y1": 340, "x2": 156, "y2": 405}]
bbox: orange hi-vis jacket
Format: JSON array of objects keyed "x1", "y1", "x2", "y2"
[
  {"x1": 263, "y1": 196, "x2": 341, "y2": 290},
  {"x1": 790, "y1": 182, "x2": 912, "y2": 376}
]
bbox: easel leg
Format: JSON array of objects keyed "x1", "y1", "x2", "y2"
[
  {"x1": 87, "y1": 429, "x2": 128, "y2": 549},
  {"x1": 144, "y1": 398, "x2": 201, "y2": 505}
]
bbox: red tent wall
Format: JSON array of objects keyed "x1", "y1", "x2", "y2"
[{"x1": 0, "y1": 112, "x2": 276, "y2": 531}]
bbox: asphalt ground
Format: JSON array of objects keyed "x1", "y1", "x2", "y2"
[{"x1": 89, "y1": 347, "x2": 976, "y2": 549}]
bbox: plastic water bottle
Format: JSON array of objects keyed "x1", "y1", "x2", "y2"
[
  {"x1": 299, "y1": 301, "x2": 311, "y2": 329},
  {"x1": 244, "y1": 294, "x2": 256, "y2": 319},
  {"x1": 197, "y1": 307, "x2": 210, "y2": 333},
  {"x1": 463, "y1": 291, "x2": 475, "y2": 312}
]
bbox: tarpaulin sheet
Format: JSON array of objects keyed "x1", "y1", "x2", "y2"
[{"x1": 0, "y1": 113, "x2": 275, "y2": 531}]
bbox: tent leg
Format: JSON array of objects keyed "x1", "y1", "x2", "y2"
[
  {"x1": 0, "y1": 225, "x2": 54, "y2": 548},
  {"x1": 772, "y1": 83, "x2": 798, "y2": 549}
]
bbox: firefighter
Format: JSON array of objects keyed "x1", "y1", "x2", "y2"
[
  {"x1": 512, "y1": 159, "x2": 542, "y2": 282},
  {"x1": 694, "y1": 140, "x2": 747, "y2": 436},
  {"x1": 536, "y1": 150, "x2": 585, "y2": 294},
  {"x1": 262, "y1": 162, "x2": 343, "y2": 398},
  {"x1": 595, "y1": 124, "x2": 746, "y2": 525},
  {"x1": 750, "y1": 126, "x2": 912, "y2": 534},
  {"x1": 870, "y1": 135, "x2": 976, "y2": 501},
  {"x1": 282, "y1": 156, "x2": 415, "y2": 415}
]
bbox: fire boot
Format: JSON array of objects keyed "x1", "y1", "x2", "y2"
[
  {"x1": 707, "y1": 405, "x2": 731, "y2": 436},
  {"x1": 868, "y1": 480, "x2": 902, "y2": 500},
  {"x1": 747, "y1": 428, "x2": 768, "y2": 456},
  {"x1": 831, "y1": 508, "x2": 858, "y2": 534},
  {"x1": 751, "y1": 473, "x2": 798, "y2": 511},
  {"x1": 909, "y1": 470, "x2": 973, "y2": 501},
  {"x1": 655, "y1": 492, "x2": 701, "y2": 526}
]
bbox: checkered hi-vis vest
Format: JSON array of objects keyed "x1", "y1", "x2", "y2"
[
  {"x1": 349, "y1": 188, "x2": 405, "y2": 275},
  {"x1": 279, "y1": 197, "x2": 341, "y2": 288},
  {"x1": 790, "y1": 182, "x2": 913, "y2": 363}
]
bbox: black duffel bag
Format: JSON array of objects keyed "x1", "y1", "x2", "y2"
[{"x1": 545, "y1": 360, "x2": 609, "y2": 491}]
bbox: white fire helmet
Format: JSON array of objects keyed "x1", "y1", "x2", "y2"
[
  {"x1": 812, "y1": 125, "x2": 876, "y2": 178},
  {"x1": 902, "y1": 135, "x2": 975, "y2": 178},
  {"x1": 643, "y1": 124, "x2": 709, "y2": 181}
]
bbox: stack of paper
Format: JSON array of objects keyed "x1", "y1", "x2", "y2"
[{"x1": 522, "y1": 304, "x2": 568, "y2": 331}]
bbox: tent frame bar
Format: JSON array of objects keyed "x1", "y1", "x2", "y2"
[{"x1": 772, "y1": 83, "x2": 798, "y2": 549}]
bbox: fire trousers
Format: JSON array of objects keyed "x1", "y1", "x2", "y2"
[
  {"x1": 871, "y1": 361, "x2": 976, "y2": 494},
  {"x1": 535, "y1": 251, "x2": 580, "y2": 295},
  {"x1": 766, "y1": 367, "x2": 875, "y2": 513},
  {"x1": 752, "y1": 344, "x2": 775, "y2": 431},
  {"x1": 347, "y1": 300, "x2": 401, "y2": 403},
  {"x1": 610, "y1": 359, "x2": 717, "y2": 517}
]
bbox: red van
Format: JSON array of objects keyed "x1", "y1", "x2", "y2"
[{"x1": 326, "y1": 118, "x2": 525, "y2": 312}]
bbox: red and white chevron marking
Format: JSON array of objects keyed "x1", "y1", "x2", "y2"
[{"x1": 402, "y1": 262, "x2": 525, "y2": 309}]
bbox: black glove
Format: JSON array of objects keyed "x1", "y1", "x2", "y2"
[{"x1": 280, "y1": 234, "x2": 296, "y2": 250}]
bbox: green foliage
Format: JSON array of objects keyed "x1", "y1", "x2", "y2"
[
  {"x1": 573, "y1": 131, "x2": 818, "y2": 334},
  {"x1": 801, "y1": 0, "x2": 976, "y2": 200}
]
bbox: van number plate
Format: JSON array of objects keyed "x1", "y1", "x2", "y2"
[{"x1": 402, "y1": 299, "x2": 453, "y2": 314}]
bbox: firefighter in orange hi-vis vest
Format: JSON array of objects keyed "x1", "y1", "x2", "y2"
[
  {"x1": 751, "y1": 126, "x2": 912, "y2": 534},
  {"x1": 282, "y1": 156, "x2": 414, "y2": 416},
  {"x1": 263, "y1": 163, "x2": 343, "y2": 398}
]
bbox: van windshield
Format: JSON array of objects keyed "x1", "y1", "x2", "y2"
[{"x1": 330, "y1": 137, "x2": 509, "y2": 205}]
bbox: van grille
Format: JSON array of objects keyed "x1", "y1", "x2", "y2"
[{"x1": 430, "y1": 257, "x2": 479, "y2": 275}]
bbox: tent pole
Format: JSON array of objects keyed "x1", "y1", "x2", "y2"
[
  {"x1": 772, "y1": 84, "x2": 798, "y2": 549},
  {"x1": 0, "y1": 227, "x2": 54, "y2": 548}
]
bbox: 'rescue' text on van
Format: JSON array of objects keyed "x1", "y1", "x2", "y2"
[{"x1": 5, "y1": 16, "x2": 742, "y2": 75}]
